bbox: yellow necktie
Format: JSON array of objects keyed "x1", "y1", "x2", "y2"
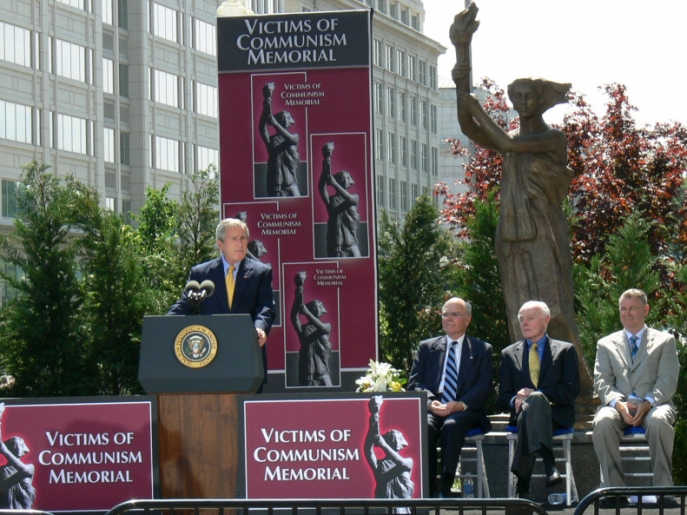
[
  {"x1": 226, "y1": 264, "x2": 235, "y2": 309},
  {"x1": 529, "y1": 342, "x2": 540, "y2": 387}
]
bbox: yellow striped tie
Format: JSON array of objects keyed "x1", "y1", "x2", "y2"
[
  {"x1": 226, "y1": 264, "x2": 235, "y2": 309},
  {"x1": 529, "y1": 342, "x2": 540, "y2": 387}
]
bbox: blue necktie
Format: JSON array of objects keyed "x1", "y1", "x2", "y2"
[
  {"x1": 442, "y1": 341, "x2": 458, "y2": 403},
  {"x1": 629, "y1": 335, "x2": 639, "y2": 362}
]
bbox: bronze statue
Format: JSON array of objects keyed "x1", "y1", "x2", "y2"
[
  {"x1": 259, "y1": 83, "x2": 301, "y2": 197},
  {"x1": 450, "y1": 3, "x2": 593, "y2": 397},
  {"x1": 291, "y1": 272, "x2": 333, "y2": 386},
  {"x1": 319, "y1": 143, "x2": 361, "y2": 258}
]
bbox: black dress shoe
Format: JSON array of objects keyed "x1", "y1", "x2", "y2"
[
  {"x1": 515, "y1": 478, "x2": 530, "y2": 499},
  {"x1": 546, "y1": 469, "x2": 562, "y2": 487}
]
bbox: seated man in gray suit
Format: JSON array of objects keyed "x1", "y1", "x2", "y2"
[
  {"x1": 408, "y1": 297, "x2": 493, "y2": 498},
  {"x1": 593, "y1": 288, "x2": 679, "y2": 490}
]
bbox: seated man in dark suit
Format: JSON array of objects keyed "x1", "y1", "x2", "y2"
[
  {"x1": 408, "y1": 297, "x2": 493, "y2": 498},
  {"x1": 497, "y1": 300, "x2": 580, "y2": 499},
  {"x1": 168, "y1": 218, "x2": 276, "y2": 382}
]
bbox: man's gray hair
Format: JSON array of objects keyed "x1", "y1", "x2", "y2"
[
  {"x1": 443, "y1": 297, "x2": 472, "y2": 315},
  {"x1": 216, "y1": 218, "x2": 249, "y2": 242},
  {"x1": 619, "y1": 288, "x2": 648, "y2": 308},
  {"x1": 518, "y1": 300, "x2": 550, "y2": 318}
]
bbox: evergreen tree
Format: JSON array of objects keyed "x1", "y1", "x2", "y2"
[
  {"x1": 378, "y1": 195, "x2": 459, "y2": 373},
  {"x1": 72, "y1": 181, "x2": 149, "y2": 395},
  {"x1": 0, "y1": 161, "x2": 97, "y2": 396},
  {"x1": 174, "y1": 166, "x2": 220, "y2": 285}
]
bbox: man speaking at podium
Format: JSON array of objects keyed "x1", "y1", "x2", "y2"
[{"x1": 168, "y1": 218, "x2": 276, "y2": 385}]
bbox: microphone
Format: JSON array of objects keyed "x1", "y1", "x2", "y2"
[
  {"x1": 185, "y1": 280, "x2": 201, "y2": 295},
  {"x1": 199, "y1": 280, "x2": 215, "y2": 299}
]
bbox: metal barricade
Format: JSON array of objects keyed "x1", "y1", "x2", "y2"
[
  {"x1": 574, "y1": 486, "x2": 686, "y2": 515},
  {"x1": 105, "y1": 497, "x2": 548, "y2": 515}
]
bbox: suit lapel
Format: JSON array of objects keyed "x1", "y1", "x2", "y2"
[
  {"x1": 456, "y1": 336, "x2": 472, "y2": 392},
  {"x1": 616, "y1": 333, "x2": 633, "y2": 369},
  {"x1": 233, "y1": 259, "x2": 254, "y2": 311},
  {"x1": 631, "y1": 331, "x2": 649, "y2": 370}
]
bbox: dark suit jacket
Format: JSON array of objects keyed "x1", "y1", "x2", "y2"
[
  {"x1": 497, "y1": 336, "x2": 580, "y2": 429},
  {"x1": 168, "y1": 256, "x2": 276, "y2": 373},
  {"x1": 408, "y1": 334, "x2": 493, "y2": 433}
]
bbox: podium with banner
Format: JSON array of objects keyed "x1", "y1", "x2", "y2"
[{"x1": 139, "y1": 314, "x2": 263, "y2": 498}]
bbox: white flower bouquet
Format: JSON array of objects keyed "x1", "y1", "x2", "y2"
[{"x1": 355, "y1": 359, "x2": 407, "y2": 392}]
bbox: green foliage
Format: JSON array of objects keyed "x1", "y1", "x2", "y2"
[
  {"x1": 0, "y1": 161, "x2": 97, "y2": 396},
  {"x1": 574, "y1": 213, "x2": 662, "y2": 371},
  {"x1": 0, "y1": 162, "x2": 221, "y2": 396},
  {"x1": 378, "y1": 195, "x2": 459, "y2": 374},
  {"x1": 174, "y1": 166, "x2": 220, "y2": 286},
  {"x1": 452, "y1": 192, "x2": 509, "y2": 353}
]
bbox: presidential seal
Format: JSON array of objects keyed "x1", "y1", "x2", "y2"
[{"x1": 174, "y1": 325, "x2": 218, "y2": 368}]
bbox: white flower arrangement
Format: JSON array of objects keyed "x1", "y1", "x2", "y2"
[{"x1": 355, "y1": 359, "x2": 407, "y2": 392}]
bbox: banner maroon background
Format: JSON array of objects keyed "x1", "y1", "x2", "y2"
[{"x1": 241, "y1": 393, "x2": 427, "y2": 499}]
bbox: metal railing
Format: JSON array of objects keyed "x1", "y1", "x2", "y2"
[
  {"x1": 575, "y1": 486, "x2": 686, "y2": 515},
  {"x1": 105, "y1": 497, "x2": 548, "y2": 515}
]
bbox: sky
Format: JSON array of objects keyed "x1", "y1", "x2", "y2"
[{"x1": 423, "y1": 0, "x2": 687, "y2": 127}]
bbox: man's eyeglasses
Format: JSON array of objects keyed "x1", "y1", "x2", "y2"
[{"x1": 442, "y1": 312, "x2": 468, "y2": 319}]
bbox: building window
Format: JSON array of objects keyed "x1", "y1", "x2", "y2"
[
  {"x1": 153, "y1": 3, "x2": 178, "y2": 43},
  {"x1": 375, "y1": 128, "x2": 383, "y2": 160},
  {"x1": 195, "y1": 82, "x2": 218, "y2": 118},
  {"x1": 58, "y1": 0, "x2": 84, "y2": 9},
  {"x1": 399, "y1": 136, "x2": 407, "y2": 167},
  {"x1": 102, "y1": 0, "x2": 113, "y2": 25},
  {"x1": 374, "y1": 82, "x2": 383, "y2": 114},
  {"x1": 54, "y1": 39, "x2": 86, "y2": 82},
  {"x1": 397, "y1": 50, "x2": 406, "y2": 77},
  {"x1": 0, "y1": 100, "x2": 32, "y2": 144},
  {"x1": 120, "y1": 132, "x2": 130, "y2": 165},
  {"x1": 432, "y1": 147, "x2": 439, "y2": 176},
  {"x1": 104, "y1": 127, "x2": 115, "y2": 163},
  {"x1": 431, "y1": 105, "x2": 438, "y2": 133},
  {"x1": 401, "y1": 8, "x2": 409, "y2": 25},
  {"x1": 119, "y1": 64, "x2": 129, "y2": 97},
  {"x1": 2, "y1": 180, "x2": 19, "y2": 218},
  {"x1": 0, "y1": 262, "x2": 22, "y2": 305},
  {"x1": 389, "y1": 177, "x2": 397, "y2": 209},
  {"x1": 421, "y1": 100, "x2": 428, "y2": 130},
  {"x1": 117, "y1": 0, "x2": 127, "y2": 29},
  {"x1": 387, "y1": 132, "x2": 396, "y2": 164},
  {"x1": 196, "y1": 145, "x2": 218, "y2": 172},
  {"x1": 373, "y1": 39, "x2": 381, "y2": 67},
  {"x1": 408, "y1": 55, "x2": 416, "y2": 81},
  {"x1": 152, "y1": 69, "x2": 179, "y2": 107},
  {"x1": 411, "y1": 183, "x2": 419, "y2": 206},
  {"x1": 377, "y1": 175, "x2": 385, "y2": 207},
  {"x1": 154, "y1": 135, "x2": 179, "y2": 172},
  {"x1": 430, "y1": 65, "x2": 437, "y2": 90},
  {"x1": 400, "y1": 181, "x2": 408, "y2": 212},
  {"x1": 57, "y1": 113, "x2": 87, "y2": 154},
  {"x1": 106, "y1": 197, "x2": 116, "y2": 211},
  {"x1": 386, "y1": 87, "x2": 395, "y2": 118},
  {"x1": 103, "y1": 58, "x2": 114, "y2": 94},
  {"x1": 385, "y1": 44, "x2": 394, "y2": 72},
  {"x1": 421, "y1": 143, "x2": 429, "y2": 173},
  {"x1": 194, "y1": 19, "x2": 216, "y2": 57},
  {"x1": 390, "y1": 2, "x2": 398, "y2": 19},
  {"x1": 410, "y1": 96, "x2": 417, "y2": 126},
  {"x1": 419, "y1": 60, "x2": 427, "y2": 86},
  {"x1": 399, "y1": 92, "x2": 406, "y2": 122},
  {"x1": 0, "y1": 22, "x2": 31, "y2": 68},
  {"x1": 410, "y1": 139, "x2": 418, "y2": 170},
  {"x1": 411, "y1": 13, "x2": 419, "y2": 31},
  {"x1": 378, "y1": 0, "x2": 387, "y2": 14}
]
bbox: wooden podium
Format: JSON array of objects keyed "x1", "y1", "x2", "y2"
[{"x1": 139, "y1": 315, "x2": 263, "y2": 498}]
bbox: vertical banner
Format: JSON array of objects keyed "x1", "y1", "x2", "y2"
[
  {"x1": 218, "y1": 10, "x2": 377, "y2": 390},
  {"x1": 239, "y1": 393, "x2": 427, "y2": 499}
]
